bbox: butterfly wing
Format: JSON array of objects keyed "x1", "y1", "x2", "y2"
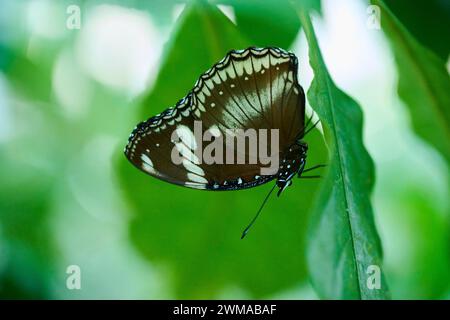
[{"x1": 125, "y1": 47, "x2": 305, "y2": 190}]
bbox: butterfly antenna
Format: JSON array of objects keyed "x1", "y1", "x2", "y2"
[
  {"x1": 295, "y1": 114, "x2": 315, "y2": 140},
  {"x1": 241, "y1": 184, "x2": 277, "y2": 239},
  {"x1": 303, "y1": 119, "x2": 320, "y2": 137},
  {"x1": 304, "y1": 114, "x2": 313, "y2": 132}
]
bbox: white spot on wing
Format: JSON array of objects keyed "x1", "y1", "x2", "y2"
[
  {"x1": 187, "y1": 173, "x2": 208, "y2": 184},
  {"x1": 226, "y1": 64, "x2": 237, "y2": 79},
  {"x1": 175, "y1": 125, "x2": 197, "y2": 150},
  {"x1": 207, "y1": 125, "x2": 221, "y2": 137},
  {"x1": 197, "y1": 102, "x2": 206, "y2": 112},
  {"x1": 212, "y1": 74, "x2": 222, "y2": 85},
  {"x1": 141, "y1": 154, "x2": 157, "y2": 174},
  {"x1": 252, "y1": 56, "x2": 262, "y2": 72},
  {"x1": 182, "y1": 159, "x2": 205, "y2": 176},
  {"x1": 184, "y1": 182, "x2": 206, "y2": 189},
  {"x1": 243, "y1": 60, "x2": 253, "y2": 75},
  {"x1": 234, "y1": 60, "x2": 244, "y2": 76},
  {"x1": 261, "y1": 56, "x2": 270, "y2": 69},
  {"x1": 141, "y1": 154, "x2": 153, "y2": 166},
  {"x1": 175, "y1": 143, "x2": 200, "y2": 164},
  {"x1": 218, "y1": 69, "x2": 229, "y2": 83},
  {"x1": 181, "y1": 108, "x2": 190, "y2": 117},
  {"x1": 204, "y1": 79, "x2": 214, "y2": 90},
  {"x1": 197, "y1": 92, "x2": 206, "y2": 103}
]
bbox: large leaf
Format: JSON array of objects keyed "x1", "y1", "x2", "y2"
[
  {"x1": 382, "y1": 0, "x2": 450, "y2": 60},
  {"x1": 214, "y1": 0, "x2": 302, "y2": 48},
  {"x1": 118, "y1": 1, "x2": 327, "y2": 298},
  {"x1": 214, "y1": 0, "x2": 321, "y2": 49},
  {"x1": 296, "y1": 8, "x2": 390, "y2": 299},
  {"x1": 373, "y1": 0, "x2": 450, "y2": 163}
]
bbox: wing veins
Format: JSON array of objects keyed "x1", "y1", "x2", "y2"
[
  {"x1": 230, "y1": 59, "x2": 269, "y2": 123},
  {"x1": 250, "y1": 55, "x2": 266, "y2": 116},
  {"x1": 216, "y1": 70, "x2": 259, "y2": 129}
]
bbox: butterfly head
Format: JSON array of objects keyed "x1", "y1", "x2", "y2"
[{"x1": 276, "y1": 141, "x2": 308, "y2": 196}]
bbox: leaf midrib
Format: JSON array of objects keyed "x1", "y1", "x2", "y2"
[
  {"x1": 300, "y1": 10, "x2": 363, "y2": 298},
  {"x1": 323, "y1": 73, "x2": 363, "y2": 299}
]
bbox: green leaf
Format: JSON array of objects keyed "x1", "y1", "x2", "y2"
[
  {"x1": 214, "y1": 0, "x2": 303, "y2": 48},
  {"x1": 382, "y1": 0, "x2": 450, "y2": 60},
  {"x1": 294, "y1": 0, "x2": 322, "y2": 13},
  {"x1": 296, "y1": 9, "x2": 390, "y2": 299},
  {"x1": 0, "y1": 154, "x2": 56, "y2": 299},
  {"x1": 378, "y1": 182, "x2": 450, "y2": 299},
  {"x1": 0, "y1": 44, "x2": 52, "y2": 102},
  {"x1": 118, "y1": 1, "x2": 328, "y2": 298},
  {"x1": 373, "y1": 0, "x2": 450, "y2": 163}
]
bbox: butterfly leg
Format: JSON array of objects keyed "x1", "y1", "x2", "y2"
[
  {"x1": 302, "y1": 164, "x2": 327, "y2": 174},
  {"x1": 298, "y1": 164, "x2": 326, "y2": 179},
  {"x1": 276, "y1": 179, "x2": 292, "y2": 197}
]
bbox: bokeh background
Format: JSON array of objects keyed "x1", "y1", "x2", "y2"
[{"x1": 0, "y1": 0, "x2": 448, "y2": 299}]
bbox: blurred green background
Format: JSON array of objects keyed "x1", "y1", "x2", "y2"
[{"x1": 0, "y1": 0, "x2": 448, "y2": 299}]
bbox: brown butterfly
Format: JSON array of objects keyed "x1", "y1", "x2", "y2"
[{"x1": 124, "y1": 47, "x2": 322, "y2": 237}]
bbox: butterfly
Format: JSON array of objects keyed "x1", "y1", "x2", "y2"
[{"x1": 124, "y1": 47, "x2": 322, "y2": 237}]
